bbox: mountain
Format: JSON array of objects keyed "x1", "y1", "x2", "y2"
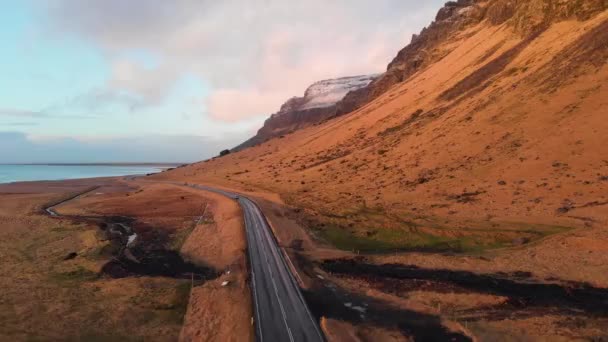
[
  {"x1": 336, "y1": 0, "x2": 608, "y2": 116},
  {"x1": 160, "y1": 0, "x2": 608, "y2": 250},
  {"x1": 154, "y1": 1, "x2": 608, "y2": 338},
  {"x1": 234, "y1": 75, "x2": 378, "y2": 150}
]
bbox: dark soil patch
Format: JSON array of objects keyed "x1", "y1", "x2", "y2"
[
  {"x1": 101, "y1": 249, "x2": 216, "y2": 280},
  {"x1": 447, "y1": 190, "x2": 485, "y2": 203},
  {"x1": 377, "y1": 109, "x2": 424, "y2": 137},
  {"x1": 44, "y1": 200, "x2": 217, "y2": 281},
  {"x1": 321, "y1": 259, "x2": 608, "y2": 316},
  {"x1": 440, "y1": 28, "x2": 545, "y2": 101},
  {"x1": 474, "y1": 39, "x2": 506, "y2": 66},
  {"x1": 536, "y1": 18, "x2": 608, "y2": 93},
  {"x1": 303, "y1": 283, "x2": 472, "y2": 341},
  {"x1": 97, "y1": 218, "x2": 217, "y2": 280},
  {"x1": 62, "y1": 252, "x2": 78, "y2": 261}
]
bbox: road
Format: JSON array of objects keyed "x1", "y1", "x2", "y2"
[
  {"x1": 185, "y1": 183, "x2": 324, "y2": 342},
  {"x1": 44, "y1": 186, "x2": 99, "y2": 216}
]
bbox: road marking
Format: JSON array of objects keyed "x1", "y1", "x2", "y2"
[
  {"x1": 250, "y1": 267, "x2": 264, "y2": 341},
  {"x1": 175, "y1": 183, "x2": 324, "y2": 342},
  {"x1": 251, "y1": 199, "x2": 326, "y2": 342},
  {"x1": 268, "y1": 262, "x2": 295, "y2": 342}
]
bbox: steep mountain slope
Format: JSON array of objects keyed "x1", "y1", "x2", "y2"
[
  {"x1": 235, "y1": 75, "x2": 377, "y2": 150},
  {"x1": 158, "y1": 0, "x2": 608, "y2": 253},
  {"x1": 336, "y1": 0, "x2": 608, "y2": 115}
]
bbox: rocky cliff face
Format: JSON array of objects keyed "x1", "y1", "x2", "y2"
[
  {"x1": 238, "y1": 0, "x2": 607, "y2": 151},
  {"x1": 336, "y1": 0, "x2": 607, "y2": 116},
  {"x1": 235, "y1": 75, "x2": 378, "y2": 150},
  {"x1": 235, "y1": 0, "x2": 607, "y2": 151}
]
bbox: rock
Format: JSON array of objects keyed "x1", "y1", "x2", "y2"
[
  {"x1": 512, "y1": 237, "x2": 530, "y2": 246},
  {"x1": 557, "y1": 199, "x2": 575, "y2": 214},
  {"x1": 62, "y1": 252, "x2": 78, "y2": 261}
]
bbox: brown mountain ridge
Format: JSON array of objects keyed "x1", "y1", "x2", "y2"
[
  {"x1": 151, "y1": 0, "x2": 608, "y2": 339},
  {"x1": 159, "y1": 0, "x2": 608, "y2": 253}
]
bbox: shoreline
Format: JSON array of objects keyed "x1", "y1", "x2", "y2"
[
  {"x1": 0, "y1": 163, "x2": 181, "y2": 186},
  {"x1": 0, "y1": 162, "x2": 186, "y2": 166}
]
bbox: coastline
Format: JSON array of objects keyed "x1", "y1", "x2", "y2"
[
  {"x1": 0, "y1": 162, "x2": 185, "y2": 166},
  {"x1": 0, "y1": 163, "x2": 182, "y2": 185},
  {"x1": 0, "y1": 172, "x2": 253, "y2": 341}
]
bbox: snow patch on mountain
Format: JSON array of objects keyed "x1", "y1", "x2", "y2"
[
  {"x1": 301, "y1": 74, "x2": 379, "y2": 110},
  {"x1": 275, "y1": 74, "x2": 379, "y2": 116}
]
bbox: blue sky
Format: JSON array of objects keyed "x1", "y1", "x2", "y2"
[{"x1": 0, "y1": 1, "x2": 444, "y2": 163}]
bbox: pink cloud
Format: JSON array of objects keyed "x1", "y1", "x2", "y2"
[{"x1": 40, "y1": 0, "x2": 446, "y2": 122}]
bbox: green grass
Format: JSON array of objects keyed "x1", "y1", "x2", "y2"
[
  {"x1": 165, "y1": 282, "x2": 192, "y2": 324},
  {"x1": 49, "y1": 267, "x2": 98, "y2": 285},
  {"x1": 292, "y1": 199, "x2": 574, "y2": 254},
  {"x1": 169, "y1": 225, "x2": 196, "y2": 251},
  {"x1": 317, "y1": 225, "x2": 489, "y2": 253},
  {"x1": 78, "y1": 334, "x2": 142, "y2": 342},
  {"x1": 57, "y1": 332, "x2": 144, "y2": 342},
  {"x1": 50, "y1": 225, "x2": 78, "y2": 233},
  {"x1": 312, "y1": 205, "x2": 573, "y2": 254},
  {"x1": 85, "y1": 243, "x2": 116, "y2": 260}
]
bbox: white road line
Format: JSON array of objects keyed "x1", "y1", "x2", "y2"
[
  {"x1": 251, "y1": 199, "x2": 326, "y2": 342},
  {"x1": 268, "y1": 263, "x2": 295, "y2": 342},
  {"x1": 178, "y1": 184, "x2": 324, "y2": 342},
  {"x1": 250, "y1": 267, "x2": 264, "y2": 341},
  {"x1": 241, "y1": 200, "x2": 265, "y2": 342}
]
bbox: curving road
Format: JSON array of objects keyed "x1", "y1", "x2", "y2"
[
  {"x1": 185, "y1": 183, "x2": 324, "y2": 342},
  {"x1": 49, "y1": 180, "x2": 324, "y2": 341}
]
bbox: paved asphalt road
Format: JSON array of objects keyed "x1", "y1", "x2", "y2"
[{"x1": 186, "y1": 184, "x2": 325, "y2": 342}]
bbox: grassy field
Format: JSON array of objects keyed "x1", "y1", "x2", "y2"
[
  {"x1": 0, "y1": 193, "x2": 192, "y2": 341},
  {"x1": 307, "y1": 205, "x2": 571, "y2": 253}
]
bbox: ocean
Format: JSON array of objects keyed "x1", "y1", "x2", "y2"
[{"x1": 0, "y1": 164, "x2": 174, "y2": 184}]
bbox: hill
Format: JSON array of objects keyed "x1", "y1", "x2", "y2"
[
  {"x1": 158, "y1": 0, "x2": 608, "y2": 253},
  {"x1": 151, "y1": 0, "x2": 608, "y2": 338}
]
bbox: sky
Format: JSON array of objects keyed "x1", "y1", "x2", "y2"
[{"x1": 0, "y1": 0, "x2": 444, "y2": 163}]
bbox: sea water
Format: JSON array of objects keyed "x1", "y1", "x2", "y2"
[{"x1": 0, "y1": 164, "x2": 172, "y2": 184}]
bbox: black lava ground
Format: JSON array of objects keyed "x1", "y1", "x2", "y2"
[{"x1": 320, "y1": 258, "x2": 608, "y2": 317}]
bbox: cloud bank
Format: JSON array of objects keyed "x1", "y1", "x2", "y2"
[
  {"x1": 38, "y1": 0, "x2": 444, "y2": 122},
  {"x1": 0, "y1": 131, "x2": 248, "y2": 163}
]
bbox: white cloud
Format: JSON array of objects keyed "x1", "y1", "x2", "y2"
[
  {"x1": 0, "y1": 107, "x2": 98, "y2": 119},
  {"x1": 108, "y1": 59, "x2": 180, "y2": 105},
  {"x1": 0, "y1": 108, "x2": 45, "y2": 118},
  {"x1": 37, "y1": 0, "x2": 445, "y2": 122},
  {"x1": 1, "y1": 131, "x2": 248, "y2": 163}
]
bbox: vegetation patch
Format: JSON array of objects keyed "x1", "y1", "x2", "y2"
[
  {"x1": 168, "y1": 282, "x2": 193, "y2": 324},
  {"x1": 302, "y1": 205, "x2": 572, "y2": 254},
  {"x1": 85, "y1": 242, "x2": 117, "y2": 260},
  {"x1": 377, "y1": 109, "x2": 424, "y2": 137},
  {"x1": 66, "y1": 332, "x2": 141, "y2": 342},
  {"x1": 49, "y1": 266, "x2": 99, "y2": 285},
  {"x1": 169, "y1": 224, "x2": 197, "y2": 251},
  {"x1": 317, "y1": 224, "x2": 474, "y2": 253}
]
